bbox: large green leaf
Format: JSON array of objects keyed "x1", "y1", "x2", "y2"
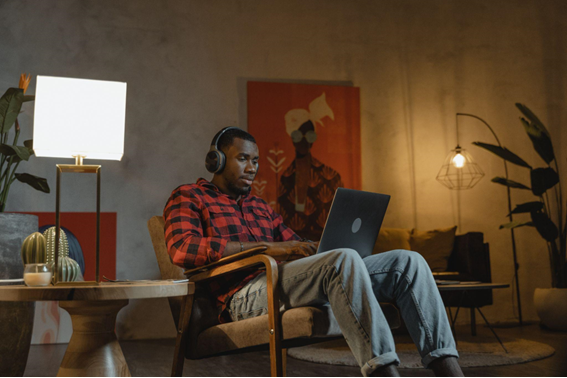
[
  {"x1": 0, "y1": 88, "x2": 24, "y2": 134},
  {"x1": 472, "y1": 142, "x2": 532, "y2": 168},
  {"x1": 520, "y1": 118, "x2": 555, "y2": 164},
  {"x1": 15, "y1": 173, "x2": 50, "y2": 193},
  {"x1": 509, "y1": 201, "x2": 544, "y2": 216},
  {"x1": 531, "y1": 211, "x2": 559, "y2": 241},
  {"x1": 22, "y1": 95, "x2": 35, "y2": 102},
  {"x1": 531, "y1": 167, "x2": 559, "y2": 196},
  {"x1": 515, "y1": 103, "x2": 551, "y2": 137},
  {"x1": 499, "y1": 220, "x2": 535, "y2": 229},
  {"x1": 23, "y1": 139, "x2": 33, "y2": 149},
  {"x1": 491, "y1": 176, "x2": 531, "y2": 190},
  {"x1": 0, "y1": 144, "x2": 33, "y2": 161}
]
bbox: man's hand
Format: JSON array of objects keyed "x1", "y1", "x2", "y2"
[{"x1": 263, "y1": 241, "x2": 318, "y2": 262}]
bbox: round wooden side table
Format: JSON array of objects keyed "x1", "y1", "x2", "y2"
[{"x1": 0, "y1": 281, "x2": 194, "y2": 377}]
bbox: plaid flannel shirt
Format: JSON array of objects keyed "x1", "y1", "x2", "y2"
[{"x1": 163, "y1": 178, "x2": 300, "y2": 323}]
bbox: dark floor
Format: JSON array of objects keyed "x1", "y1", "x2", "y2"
[{"x1": 25, "y1": 323, "x2": 567, "y2": 377}]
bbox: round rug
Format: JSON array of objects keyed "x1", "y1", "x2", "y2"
[{"x1": 287, "y1": 337, "x2": 555, "y2": 368}]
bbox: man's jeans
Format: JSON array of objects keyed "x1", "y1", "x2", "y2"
[{"x1": 228, "y1": 249, "x2": 459, "y2": 376}]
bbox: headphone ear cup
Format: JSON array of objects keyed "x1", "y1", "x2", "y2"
[
  {"x1": 215, "y1": 150, "x2": 226, "y2": 173},
  {"x1": 206, "y1": 126, "x2": 237, "y2": 173},
  {"x1": 205, "y1": 150, "x2": 221, "y2": 173}
]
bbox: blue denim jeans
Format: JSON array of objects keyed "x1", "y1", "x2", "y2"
[{"x1": 228, "y1": 249, "x2": 459, "y2": 376}]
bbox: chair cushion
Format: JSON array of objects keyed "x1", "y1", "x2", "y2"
[
  {"x1": 192, "y1": 303, "x2": 400, "y2": 359},
  {"x1": 410, "y1": 226, "x2": 457, "y2": 272},
  {"x1": 373, "y1": 228, "x2": 412, "y2": 254}
]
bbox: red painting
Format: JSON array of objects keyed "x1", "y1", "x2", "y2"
[{"x1": 248, "y1": 81, "x2": 361, "y2": 240}]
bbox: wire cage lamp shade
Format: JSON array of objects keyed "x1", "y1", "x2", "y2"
[{"x1": 436, "y1": 145, "x2": 484, "y2": 189}]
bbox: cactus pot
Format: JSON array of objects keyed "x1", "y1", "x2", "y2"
[{"x1": 0, "y1": 213, "x2": 37, "y2": 376}]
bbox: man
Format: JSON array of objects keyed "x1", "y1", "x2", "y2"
[{"x1": 164, "y1": 127, "x2": 463, "y2": 377}]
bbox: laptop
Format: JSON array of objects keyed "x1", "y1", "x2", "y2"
[{"x1": 317, "y1": 188, "x2": 390, "y2": 258}]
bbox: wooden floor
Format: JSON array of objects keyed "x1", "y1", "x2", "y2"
[{"x1": 25, "y1": 323, "x2": 567, "y2": 376}]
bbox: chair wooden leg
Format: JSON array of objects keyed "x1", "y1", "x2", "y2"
[
  {"x1": 171, "y1": 294, "x2": 194, "y2": 377},
  {"x1": 269, "y1": 344, "x2": 283, "y2": 378},
  {"x1": 282, "y1": 348, "x2": 287, "y2": 377},
  {"x1": 266, "y1": 258, "x2": 283, "y2": 377}
]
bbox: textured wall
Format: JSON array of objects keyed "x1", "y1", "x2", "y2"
[{"x1": 1, "y1": 0, "x2": 565, "y2": 339}]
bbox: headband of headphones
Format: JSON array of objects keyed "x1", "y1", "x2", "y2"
[{"x1": 210, "y1": 127, "x2": 240, "y2": 149}]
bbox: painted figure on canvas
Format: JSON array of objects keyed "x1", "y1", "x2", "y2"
[{"x1": 278, "y1": 93, "x2": 343, "y2": 241}]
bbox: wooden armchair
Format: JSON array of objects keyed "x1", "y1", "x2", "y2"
[{"x1": 148, "y1": 216, "x2": 400, "y2": 377}]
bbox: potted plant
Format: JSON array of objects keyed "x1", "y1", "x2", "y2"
[
  {"x1": 0, "y1": 74, "x2": 50, "y2": 376},
  {"x1": 473, "y1": 103, "x2": 566, "y2": 330},
  {"x1": 1, "y1": 73, "x2": 50, "y2": 211}
]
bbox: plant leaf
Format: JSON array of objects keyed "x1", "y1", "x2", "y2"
[
  {"x1": 472, "y1": 142, "x2": 532, "y2": 168},
  {"x1": 520, "y1": 117, "x2": 555, "y2": 164},
  {"x1": 515, "y1": 103, "x2": 552, "y2": 137},
  {"x1": 491, "y1": 176, "x2": 531, "y2": 190},
  {"x1": 22, "y1": 95, "x2": 35, "y2": 102},
  {"x1": 508, "y1": 201, "x2": 544, "y2": 216},
  {"x1": 531, "y1": 167, "x2": 559, "y2": 196},
  {"x1": 499, "y1": 221, "x2": 535, "y2": 229},
  {"x1": 531, "y1": 211, "x2": 559, "y2": 241},
  {"x1": 0, "y1": 88, "x2": 24, "y2": 134},
  {"x1": 15, "y1": 173, "x2": 50, "y2": 193},
  {"x1": 23, "y1": 139, "x2": 33, "y2": 149},
  {"x1": 0, "y1": 144, "x2": 32, "y2": 161}
]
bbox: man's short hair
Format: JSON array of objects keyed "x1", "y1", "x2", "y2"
[{"x1": 217, "y1": 128, "x2": 256, "y2": 152}]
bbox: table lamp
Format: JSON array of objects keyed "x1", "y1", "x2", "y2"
[{"x1": 33, "y1": 75, "x2": 127, "y2": 285}]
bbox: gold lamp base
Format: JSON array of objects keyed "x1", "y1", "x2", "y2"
[{"x1": 53, "y1": 155, "x2": 101, "y2": 286}]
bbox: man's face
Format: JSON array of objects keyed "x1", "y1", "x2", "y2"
[{"x1": 218, "y1": 138, "x2": 259, "y2": 198}]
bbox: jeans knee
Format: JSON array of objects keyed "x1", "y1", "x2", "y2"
[
  {"x1": 324, "y1": 248, "x2": 364, "y2": 271},
  {"x1": 393, "y1": 249, "x2": 429, "y2": 270},
  {"x1": 327, "y1": 248, "x2": 361, "y2": 261}
]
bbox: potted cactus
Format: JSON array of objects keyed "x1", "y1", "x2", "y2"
[
  {"x1": 473, "y1": 103, "x2": 566, "y2": 330},
  {"x1": 0, "y1": 74, "x2": 49, "y2": 376}
]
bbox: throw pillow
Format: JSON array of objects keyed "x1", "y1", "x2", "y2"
[
  {"x1": 409, "y1": 226, "x2": 457, "y2": 272},
  {"x1": 373, "y1": 228, "x2": 412, "y2": 254}
]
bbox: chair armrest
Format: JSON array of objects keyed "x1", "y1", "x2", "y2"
[
  {"x1": 184, "y1": 246, "x2": 268, "y2": 277},
  {"x1": 187, "y1": 249, "x2": 277, "y2": 284},
  {"x1": 186, "y1": 248, "x2": 284, "y2": 375}
]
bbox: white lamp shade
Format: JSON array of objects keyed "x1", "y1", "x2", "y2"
[{"x1": 33, "y1": 76, "x2": 127, "y2": 161}]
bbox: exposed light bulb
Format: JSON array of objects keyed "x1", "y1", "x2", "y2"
[{"x1": 452, "y1": 153, "x2": 465, "y2": 168}]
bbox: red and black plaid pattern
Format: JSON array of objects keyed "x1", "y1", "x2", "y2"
[{"x1": 163, "y1": 178, "x2": 300, "y2": 322}]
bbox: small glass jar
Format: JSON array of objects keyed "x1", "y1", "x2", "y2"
[{"x1": 23, "y1": 263, "x2": 53, "y2": 287}]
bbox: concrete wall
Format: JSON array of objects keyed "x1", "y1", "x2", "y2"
[{"x1": 1, "y1": 0, "x2": 565, "y2": 339}]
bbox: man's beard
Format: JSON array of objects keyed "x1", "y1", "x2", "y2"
[{"x1": 227, "y1": 181, "x2": 252, "y2": 196}]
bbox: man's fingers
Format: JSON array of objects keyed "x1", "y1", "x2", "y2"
[
  {"x1": 302, "y1": 244, "x2": 317, "y2": 255},
  {"x1": 293, "y1": 250, "x2": 312, "y2": 259}
]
